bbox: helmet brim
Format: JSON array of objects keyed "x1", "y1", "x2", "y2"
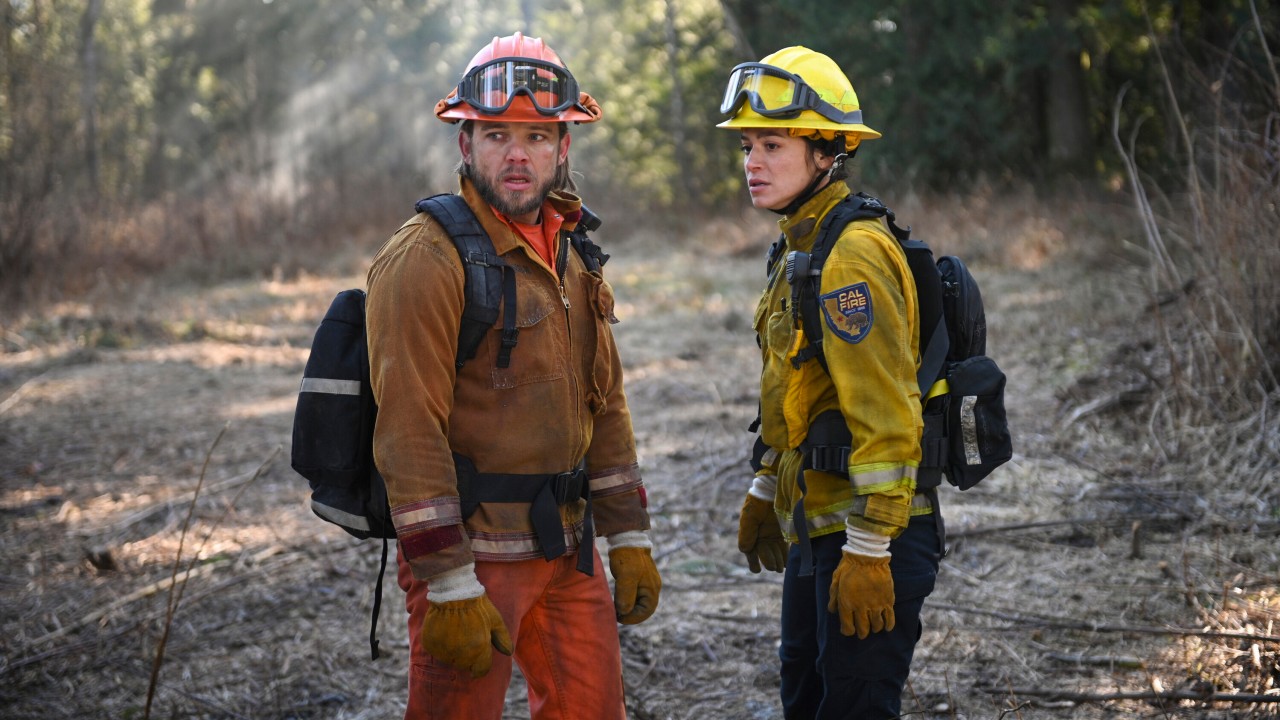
[{"x1": 716, "y1": 111, "x2": 881, "y2": 140}]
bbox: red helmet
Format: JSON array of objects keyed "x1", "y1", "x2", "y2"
[{"x1": 435, "y1": 32, "x2": 601, "y2": 124}]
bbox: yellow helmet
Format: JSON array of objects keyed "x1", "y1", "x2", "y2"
[{"x1": 716, "y1": 46, "x2": 880, "y2": 141}]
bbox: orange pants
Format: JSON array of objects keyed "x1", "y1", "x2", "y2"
[{"x1": 398, "y1": 545, "x2": 626, "y2": 720}]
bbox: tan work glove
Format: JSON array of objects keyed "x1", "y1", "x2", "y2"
[
  {"x1": 827, "y1": 522, "x2": 895, "y2": 639},
  {"x1": 607, "y1": 532, "x2": 662, "y2": 625},
  {"x1": 422, "y1": 564, "x2": 513, "y2": 678},
  {"x1": 738, "y1": 475, "x2": 787, "y2": 573}
]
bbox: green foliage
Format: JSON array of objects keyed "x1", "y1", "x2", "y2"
[
  {"x1": 721, "y1": 0, "x2": 1280, "y2": 190},
  {"x1": 2, "y1": 0, "x2": 1277, "y2": 307}
]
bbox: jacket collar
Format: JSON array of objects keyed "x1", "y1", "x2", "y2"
[{"x1": 778, "y1": 181, "x2": 851, "y2": 251}]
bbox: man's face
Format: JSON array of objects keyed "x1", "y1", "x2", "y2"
[{"x1": 460, "y1": 120, "x2": 569, "y2": 224}]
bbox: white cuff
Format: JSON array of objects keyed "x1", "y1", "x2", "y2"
[
  {"x1": 748, "y1": 474, "x2": 777, "y2": 502},
  {"x1": 426, "y1": 563, "x2": 485, "y2": 603},
  {"x1": 842, "y1": 519, "x2": 891, "y2": 558},
  {"x1": 606, "y1": 530, "x2": 652, "y2": 550}
]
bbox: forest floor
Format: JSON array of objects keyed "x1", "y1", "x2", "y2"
[{"x1": 1, "y1": 201, "x2": 1277, "y2": 719}]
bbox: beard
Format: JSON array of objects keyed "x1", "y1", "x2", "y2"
[{"x1": 468, "y1": 164, "x2": 556, "y2": 219}]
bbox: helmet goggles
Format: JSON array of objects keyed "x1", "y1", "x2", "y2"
[
  {"x1": 720, "y1": 62, "x2": 863, "y2": 125},
  {"x1": 448, "y1": 56, "x2": 580, "y2": 117}
]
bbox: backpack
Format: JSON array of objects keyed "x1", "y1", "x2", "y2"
[
  {"x1": 290, "y1": 193, "x2": 606, "y2": 659},
  {"x1": 766, "y1": 192, "x2": 1012, "y2": 491}
]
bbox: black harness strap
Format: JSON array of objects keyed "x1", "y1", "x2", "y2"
[{"x1": 455, "y1": 454, "x2": 595, "y2": 576}]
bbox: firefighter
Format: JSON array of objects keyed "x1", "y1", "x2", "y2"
[
  {"x1": 366, "y1": 32, "x2": 660, "y2": 719},
  {"x1": 719, "y1": 46, "x2": 942, "y2": 718}
]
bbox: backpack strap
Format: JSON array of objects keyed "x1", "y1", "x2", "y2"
[
  {"x1": 788, "y1": 194, "x2": 889, "y2": 373},
  {"x1": 785, "y1": 193, "x2": 949, "y2": 396},
  {"x1": 414, "y1": 194, "x2": 515, "y2": 369},
  {"x1": 565, "y1": 205, "x2": 610, "y2": 273}
]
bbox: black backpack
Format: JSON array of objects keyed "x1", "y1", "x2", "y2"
[
  {"x1": 290, "y1": 193, "x2": 606, "y2": 659},
  {"x1": 765, "y1": 192, "x2": 1012, "y2": 491}
]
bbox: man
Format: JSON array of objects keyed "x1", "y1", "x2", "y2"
[{"x1": 365, "y1": 32, "x2": 661, "y2": 719}]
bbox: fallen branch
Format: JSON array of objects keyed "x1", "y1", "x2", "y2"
[
  {"x1": 928, "y1": 602, "x2": 1280, "y2": 643},
  {"x1": 20, "y1": 543, "x2": 285, "y2": 650},
  {"x1": 979, "y1": 685, "x2": 1280, "y2": 705},
  {"x1": 945, "y1": 514, "x2": 1187, "y2": 540},
  {"x1": 2, "y1": 544, "x2": 294, "y2": 677},
  {"x1": 1045, "y1": 651, "x2": 1146, "y2": 669}
]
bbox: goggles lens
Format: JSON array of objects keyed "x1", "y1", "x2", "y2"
[
  {"x1": 720, "y1": 62, "x2": 863, "y2": 125},
  {"x1": 455, "y1": 57, "x2": 579, "y2": 116}
]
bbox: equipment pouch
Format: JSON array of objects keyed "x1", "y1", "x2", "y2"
[{"x1": 940, "y1": 355, "x2": 1012, "y2": 489}]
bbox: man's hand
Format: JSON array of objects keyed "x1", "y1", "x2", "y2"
[
  {"x1": 422, "y1": 565, "x2": 512, "y2": 678},
  {"x1": 607, "y1": 542, "x2": 661, "y2": 624},
  {"x1": 739, "y1": 492, "x2": 787, "y2": 573}
]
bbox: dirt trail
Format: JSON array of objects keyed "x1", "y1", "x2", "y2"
[{"x1": 0, "y1": 237, "x2": 1275, "y2": 719}]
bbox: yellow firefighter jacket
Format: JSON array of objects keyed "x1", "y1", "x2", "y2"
[
  {"x1": 366, "y1": 178, "x2": 650, "y2": 581},
  {"x1": 755, "y1": 182, "x2": 932, "y2": 542}
]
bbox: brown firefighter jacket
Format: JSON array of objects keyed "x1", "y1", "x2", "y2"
[{"x1": 366, "y1": 178, "x2": 650, "y2": 581}]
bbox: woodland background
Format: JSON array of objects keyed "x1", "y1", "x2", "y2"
[{"x1": 2, "y1": 1, "x2": 1279, "y2": 718}]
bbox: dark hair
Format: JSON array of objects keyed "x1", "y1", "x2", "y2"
[
  {"x1": 455, "y1": 120, "x2": 577, "y2": 192},
  {"x1": 804, "y1": 135, "x2": 857, "y2": 182}
]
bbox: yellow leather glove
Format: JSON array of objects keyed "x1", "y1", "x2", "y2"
[
  {"x1": 607, "y1": 536, "x2": 661, "y2": 625},
  {"x1": 828, "y1": 520, "x2": 897, "y2": 639},
  {"x1": 738, "y1": 491, "x2": 787, "y2": 573},
  {"x1": 422, "y1": 566, "x2": 513, "y2": 678}
]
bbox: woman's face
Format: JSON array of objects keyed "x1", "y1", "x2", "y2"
[{"x1": 739, "y1": 128, "x2": 831, "y2": 212}]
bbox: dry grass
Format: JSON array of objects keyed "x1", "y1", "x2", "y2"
[{"x1": 1, "y1": 187, "x2": 1278, "y2": 719}]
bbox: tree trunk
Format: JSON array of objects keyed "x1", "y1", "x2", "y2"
[
  {"x1": 665, "y1": 0, "x2": 693, "y2": 218},
  {"x1": 1045, "y1": 0, "x2": 1092, "y2": 174},
  {"x1": 79, "y1": 0, "x2": 104, "y2": 197}
]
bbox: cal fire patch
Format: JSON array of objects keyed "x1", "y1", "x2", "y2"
[{"x1": 820, "y1": 282, "x2": 873, "y2": 344}]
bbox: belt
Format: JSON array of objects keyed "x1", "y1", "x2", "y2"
[{"x1": 454, "y1": 454, "x2": 594, "y2": 575}]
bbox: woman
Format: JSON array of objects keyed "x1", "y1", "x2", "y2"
[{"x1": 720, "y1": 46, "x2": 942, "y2": 719}]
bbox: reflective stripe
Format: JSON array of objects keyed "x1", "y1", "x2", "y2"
[
  {"x1": 588, "y1": 463, "x2": 642, "y2": 497},
  {"x1": 312, "y1": 499, "x2": 371, "y2": 532},
  {"x1": 848, "y1": 464, "x2": 916, "y2": 490},
  {"x1": 961, "y1": 395, "x2": 981, "y2": 464},
  {"x1": 471, "y1": 525, "x2": 582, "y2": 559},
  {"x1": 393, "y1": 497, "x2": 462, "y2": 530},
  {"x1": 300, "y1": 377, "x2": 361, "y2": 396}
]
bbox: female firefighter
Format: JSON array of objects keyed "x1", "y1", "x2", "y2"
[{"x1": 718, "y1": 46, "x2": 942, "y2": 718}]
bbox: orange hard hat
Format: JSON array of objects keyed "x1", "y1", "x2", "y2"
[{"x1": 435, "y1": 32, "x2": 601, "y2": 124}]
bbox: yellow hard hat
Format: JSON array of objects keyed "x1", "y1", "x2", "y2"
[{"x1": 716, "y1": 46, "x2": 880, "y2": 141}]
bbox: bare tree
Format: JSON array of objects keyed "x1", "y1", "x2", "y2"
[{"x1": 79, "y1": 0, "x2": 104, "y2": 197}]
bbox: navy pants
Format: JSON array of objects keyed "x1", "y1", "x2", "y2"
[{"x1": 778, "y1": 514, "x2": 941, "y2": 720}]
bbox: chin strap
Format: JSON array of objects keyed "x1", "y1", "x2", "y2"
[
  {"x1": 772, "y1": 147, "x2": 855, "y2": 216},
  {"x1": 773, "y1": 170, "x2": 831, "y2": 216}
]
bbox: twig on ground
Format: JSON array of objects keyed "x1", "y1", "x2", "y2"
[
  {"x1": 144, "y1": 429, "x2": 278, "y2": 719},
  {"x1": 929, "y1": 602, "x2": 1280, "y2": 643},
  {"x1": 980, "y1": 685, "x2": 1280, "y2": 705},
  {"x1": 1045, "y1": 651, "x2": 1146, "y2": 669}
]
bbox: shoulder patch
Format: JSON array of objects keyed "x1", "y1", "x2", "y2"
[{"x1": 820, "y1": 282, "x2": 873, "y2": 344}]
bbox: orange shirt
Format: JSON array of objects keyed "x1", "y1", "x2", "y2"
[{"x1": 498, "y1": 201, "x2": 565, "y2": 272}]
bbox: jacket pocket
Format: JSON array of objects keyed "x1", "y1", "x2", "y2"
[{"x1": 488, "y1": 280, "x2": 565, "y2": 389}]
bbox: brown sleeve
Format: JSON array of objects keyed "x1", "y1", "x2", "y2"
[{"x1": 366, "y1": 223, "x2": 473, "y2": 579}]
